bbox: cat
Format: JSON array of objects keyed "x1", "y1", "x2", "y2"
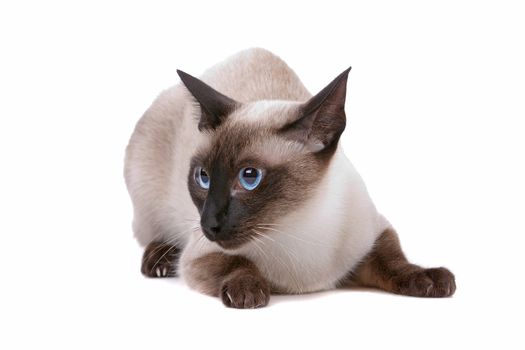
[{"x1": 124, "y1": 48, "x2": 456, "y2": 308}]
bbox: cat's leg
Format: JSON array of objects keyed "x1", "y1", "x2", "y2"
[
  {"x1": 347, "y1": 227, "x2": 456, "y2": 297},
  {"x1": 141, "y1": 241, "x2": 180, "y2": 278},
  {"x1": 184, "y1": 253, "x2": 270, "y2": 309}
]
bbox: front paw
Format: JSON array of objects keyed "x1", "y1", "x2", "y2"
[
  {"x1": 141, "y1": 242, "x2": 179, "y2": 278},
  {"x1": 394, "y1": 267, "x2": 456, "y2": 298},
  {"x1": 220, "y1": 273, "x2": 270, "y2": 309}
]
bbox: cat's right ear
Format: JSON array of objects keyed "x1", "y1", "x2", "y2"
[
  {"x1": 177, "y1": 70, "x2": 239, "y2": 131},
  {"x1": 279, "y1": 67, "x2": 351, "y2": 153}
]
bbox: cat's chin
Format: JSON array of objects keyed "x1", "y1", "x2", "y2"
[{"x1": 215, "y1": 239, "x2": 246, "y2": 250}]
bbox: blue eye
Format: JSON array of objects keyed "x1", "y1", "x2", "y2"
[
  {"x1": 239, "y1": 167, "x2": 262, "y2": 191},
  {"x1": 194, "y1": 167, "x2": 210, "y2": 190}
]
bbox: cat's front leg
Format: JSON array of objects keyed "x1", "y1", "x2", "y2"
[
  {"x1": 347, "y1": 228, "x2": 456, "y2": 297},
  {"x1": 184, "y1": 253, "x2": 270, "y2": 309}
]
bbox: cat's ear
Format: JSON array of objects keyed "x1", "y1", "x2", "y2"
[
  {"x1": 177, "y1": 70, "x2": 239, "y2": 131},
  {"x1": 280, "y1": 67, "x2": 351, "y2": 152}
]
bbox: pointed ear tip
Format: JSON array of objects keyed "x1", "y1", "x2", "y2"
[
  {"x1": 334, "y1": 67, "x2": 352, "y2": 82},
  {"x1": 176, "y1": 69, "x2": 189, "y2": 80}
]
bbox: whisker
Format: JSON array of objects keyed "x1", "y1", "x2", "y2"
[
  {"x1": 252, "y1": 229, "x2": 303, "y2": 291},
  {"x1": 255, "y1": 224, "x2": 336, "y2": 248},
  {"x1": 143, "y1": 236, "x2": 178, "y2": 262},
  {"x1": 151, "y1": 244, "x2": 177, "y2": 270},
  {"x1": 252, "y1": 229, "x2": 275, "y2": 242},
  {"x1": 250, "y1": 236, "x2": 269, "y2": 260},
  {"x1": 144, "y1": 225, "x2": 199, "y2": 263},
  {"x1": 195, "y1": 233, "x2": 209, "y2": 253}
]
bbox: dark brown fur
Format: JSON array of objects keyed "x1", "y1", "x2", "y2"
[
  {"x1": 282, "y1": 67, "x2": 350, "y2": 154},
  {"x1": 141, "y1": 241, "x2": 180, "y2": 278},
  {"x1": 191, "y1": 253, "x2": 270, "y2": 308},
  {"x1": 177, "y1": 70, "x2": 239, "y2": 131},
  {"x1": 343, "y1": 228, "x2": 456, "y2": 297}
]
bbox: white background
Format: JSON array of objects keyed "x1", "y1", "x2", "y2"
[{"x1": 1, "y1": 1, "x2": 524, "y2": 349}]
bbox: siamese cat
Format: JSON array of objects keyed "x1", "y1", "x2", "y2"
[{"x1": 125, "y1": 48, "x2": 455, "y2": 308}]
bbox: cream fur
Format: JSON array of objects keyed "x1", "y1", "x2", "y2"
[{"x1": 125, "y1": 48, "x2": 389, "y2": 294}]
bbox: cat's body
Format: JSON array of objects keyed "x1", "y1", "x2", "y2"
[{"x1": 125, "y1": 48, "x2": 455, "y2": 307}]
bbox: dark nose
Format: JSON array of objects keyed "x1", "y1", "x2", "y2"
[
  {"x1": 201, "y1": 199, "x2": 230, "y2": 241},
  {"x1": 201, "y1": 215, "x2": 222, "y2": 241},
  {"x1": 201, "y1": 181, "x2": 231, "y2": 241}
]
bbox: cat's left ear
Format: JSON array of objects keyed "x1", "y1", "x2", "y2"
[
  {"x1": 177, "y1": 70, "x2": 239, "y2": 131},
  {"x1": 280, "y1": 67, "x2": 351, "y2": 152}
]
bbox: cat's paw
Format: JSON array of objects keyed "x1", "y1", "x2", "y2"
[
  {"x1": 394, "y1": 267, "x2": 456, "y2": 298},
  {"x1": 220, "y1": 273, "x2": 270, "y2": 309},
  {"x1": 141, "y1": 242, "x2": 179, "y2": 278}
]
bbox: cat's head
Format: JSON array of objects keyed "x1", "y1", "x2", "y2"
[{"x1": 178, "y1": 68, "x2": 350, "y2": 249}]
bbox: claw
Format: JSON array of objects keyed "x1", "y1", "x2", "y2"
[{"x1": 226, "y1": 292, "x2": 233, "y2": 304}]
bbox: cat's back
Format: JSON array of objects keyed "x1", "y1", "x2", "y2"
[{"x1": 201, "y1": 48, "x2": 312, "y2": 102}]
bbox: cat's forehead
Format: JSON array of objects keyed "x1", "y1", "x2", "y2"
[
  {"x1": 197, "y1": 101, "x2": 307, "y2": 168},
  {"x1": 229, "y1": 100, "x2": 302, "y2": 128}
]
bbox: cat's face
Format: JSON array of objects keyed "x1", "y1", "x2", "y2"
[
  {"x1": 187, "y1": 105, "x2": 330, "y2": 249},
  {"x1": 178, "y1": 68, "x2": 350, "y2": 249}
]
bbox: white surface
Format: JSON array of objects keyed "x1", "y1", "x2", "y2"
[{"x1": 1, "y1": 1, "x2": 524, "y2": 349}]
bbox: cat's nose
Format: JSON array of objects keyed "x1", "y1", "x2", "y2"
[
  {"x1": 201, "y1": 196, "x2": 229, "y2": 241},
  {"x1": 202, "y1": 222, "x2": 222, "y2": 241},
  {"x1": 201, "y1": 214, "x2": 224, "y2": 241}
]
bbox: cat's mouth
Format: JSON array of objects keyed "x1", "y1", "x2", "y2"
[
  {"x1": 207, "y1": 232, "x2": 252, "y2": 250},
  {"x1": 215, "y1": 240, "x2": 241, "y2": 250},
  {"x1": 201, "y1": 225, "x2": 252, "y2": 250},
  {"x1": 214, "y1": 237, "x2": 249, "y2": 250}
]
